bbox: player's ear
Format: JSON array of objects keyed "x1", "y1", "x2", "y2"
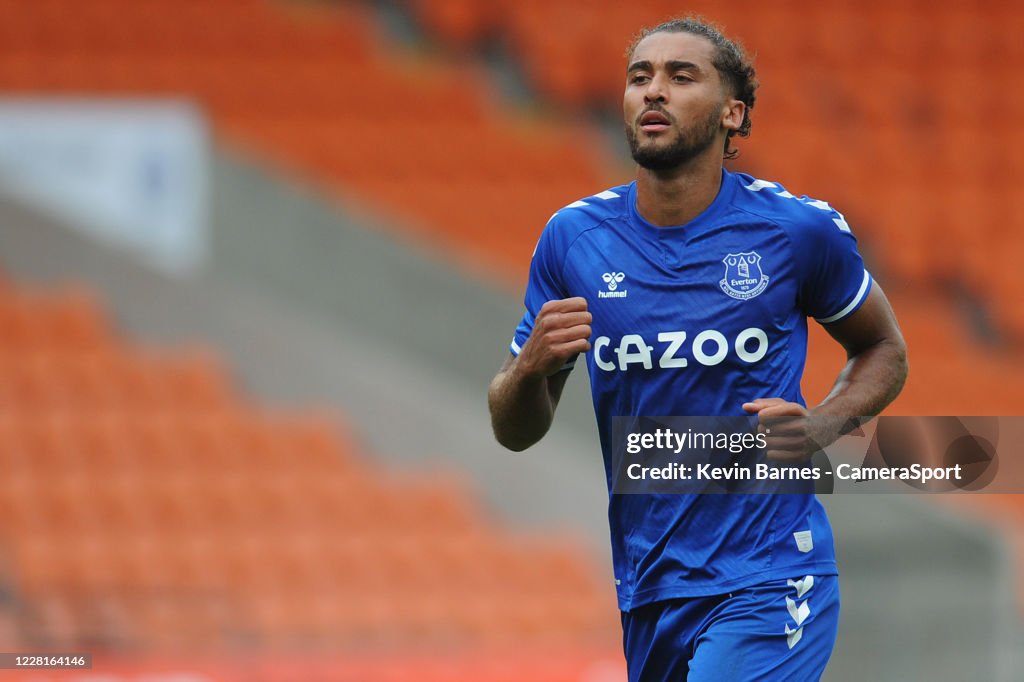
[{"x1": 722, "y1": 99, "x2": 744, "y2": 132}]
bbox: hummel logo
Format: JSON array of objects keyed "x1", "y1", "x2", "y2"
[
  {"x1": 602, "y1": 272, "x2": 625, "y2": 290},
  {"x1": 599, "y1": 272, "x2": 628, "y2": 299}
]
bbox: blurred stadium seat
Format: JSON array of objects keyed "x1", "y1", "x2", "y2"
[{"x1": 0, "y1": 275, "x2": 620, "y2": 677}]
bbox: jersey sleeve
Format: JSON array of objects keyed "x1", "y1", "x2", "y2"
[
  {"x1": 792, "y1": 204, "x2": 873, "y2": 325},
  {"x1": 510, "y1": 213, "x2": 577, "y2": 372}
]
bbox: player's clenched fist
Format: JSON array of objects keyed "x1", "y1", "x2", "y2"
[
  {"x1": 517, "y1": 297, "x2": 593, "y2": 377},
  {"x1": 743, "y1": 397, "x2": 844, "y2": 462}
]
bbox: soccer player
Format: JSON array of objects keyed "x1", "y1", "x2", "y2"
[{"x1": 487, "y1": 17, "x2": 908, "y2": 682}]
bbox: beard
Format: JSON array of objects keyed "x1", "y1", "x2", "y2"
[{"x1": 625, "y1": 105, "x2": 721, "y2": 171}]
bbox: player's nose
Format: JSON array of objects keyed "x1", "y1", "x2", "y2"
[{"x1": 643, "y1": 73, "x2": 668, "y2": 104}]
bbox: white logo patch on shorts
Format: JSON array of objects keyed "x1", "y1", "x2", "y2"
[{"x1": 784, "y1": 575, "x2": 814, "y2": 649}]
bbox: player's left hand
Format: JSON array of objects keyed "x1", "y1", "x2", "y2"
[{"x1": 742, "y1": 398, "x2": 823, "y2": 462}]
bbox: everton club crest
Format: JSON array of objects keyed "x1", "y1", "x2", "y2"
[{"x1": 720, "y1": 252, "x2": 769, "y2": 300}]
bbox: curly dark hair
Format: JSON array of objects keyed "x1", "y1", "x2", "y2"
[{"x1": 628, "y1": 17, "x2": 758, "y2": 160}]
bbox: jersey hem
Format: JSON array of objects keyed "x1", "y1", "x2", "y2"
[{"x1": 619, "y1": 560, "x2": 839, "y2": 612}]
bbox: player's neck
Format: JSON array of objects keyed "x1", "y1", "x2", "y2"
[{"x1": 634, "y1": 155, "x2": 723, "y2": 228}]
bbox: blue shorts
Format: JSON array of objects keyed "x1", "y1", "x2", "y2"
[{"x1": 621, "y1": 574, "x2": 840, "y2": 682}]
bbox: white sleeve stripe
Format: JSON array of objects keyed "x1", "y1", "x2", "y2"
[
  {"x1": 510, "y1": 339, "x2": 522, "y2": 354},
  {"x1": 816, "y1": 270, "x2": 872, "y2": 324},
  {"x1": 744, "y1": 179, "x2": 778, "y2": 192}
]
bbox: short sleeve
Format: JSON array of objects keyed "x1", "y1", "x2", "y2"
[
  {"x1": 509, "y1": 214, "x2": 577, "y2": 371},
  {"x1": 793, "y1": 205, "x2": 873, "y2": 325}
]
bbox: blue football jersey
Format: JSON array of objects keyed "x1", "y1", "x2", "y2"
[{"x1": 510, "y1": 169, "x2": 872, "y2": 610}]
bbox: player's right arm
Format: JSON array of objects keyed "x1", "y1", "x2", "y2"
[{"x1": 488, "y1": 297, "x2": 592, "y2": 451}]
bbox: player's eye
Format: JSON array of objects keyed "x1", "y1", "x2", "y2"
[
  {"x1": 629, "y1": 74, "x2": 650, "y2": 85},
  {"x1": 672, "y1": 74, "x2": 693, "y2": 83}
]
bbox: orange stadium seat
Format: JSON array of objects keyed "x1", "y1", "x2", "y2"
[
  {"x1": 411, "y1": 0, "x2": 493, "y2": 49},
  {"x1": 0, "y1": 475, "x2": 47, "y2": 536},
  {"x1": 0, "y1": 278, "x2": 620, "y2": 664}
]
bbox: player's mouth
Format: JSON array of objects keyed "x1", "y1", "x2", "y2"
[{"x1": 639, "y1": 109, "x2": 672, "y2": 133}]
